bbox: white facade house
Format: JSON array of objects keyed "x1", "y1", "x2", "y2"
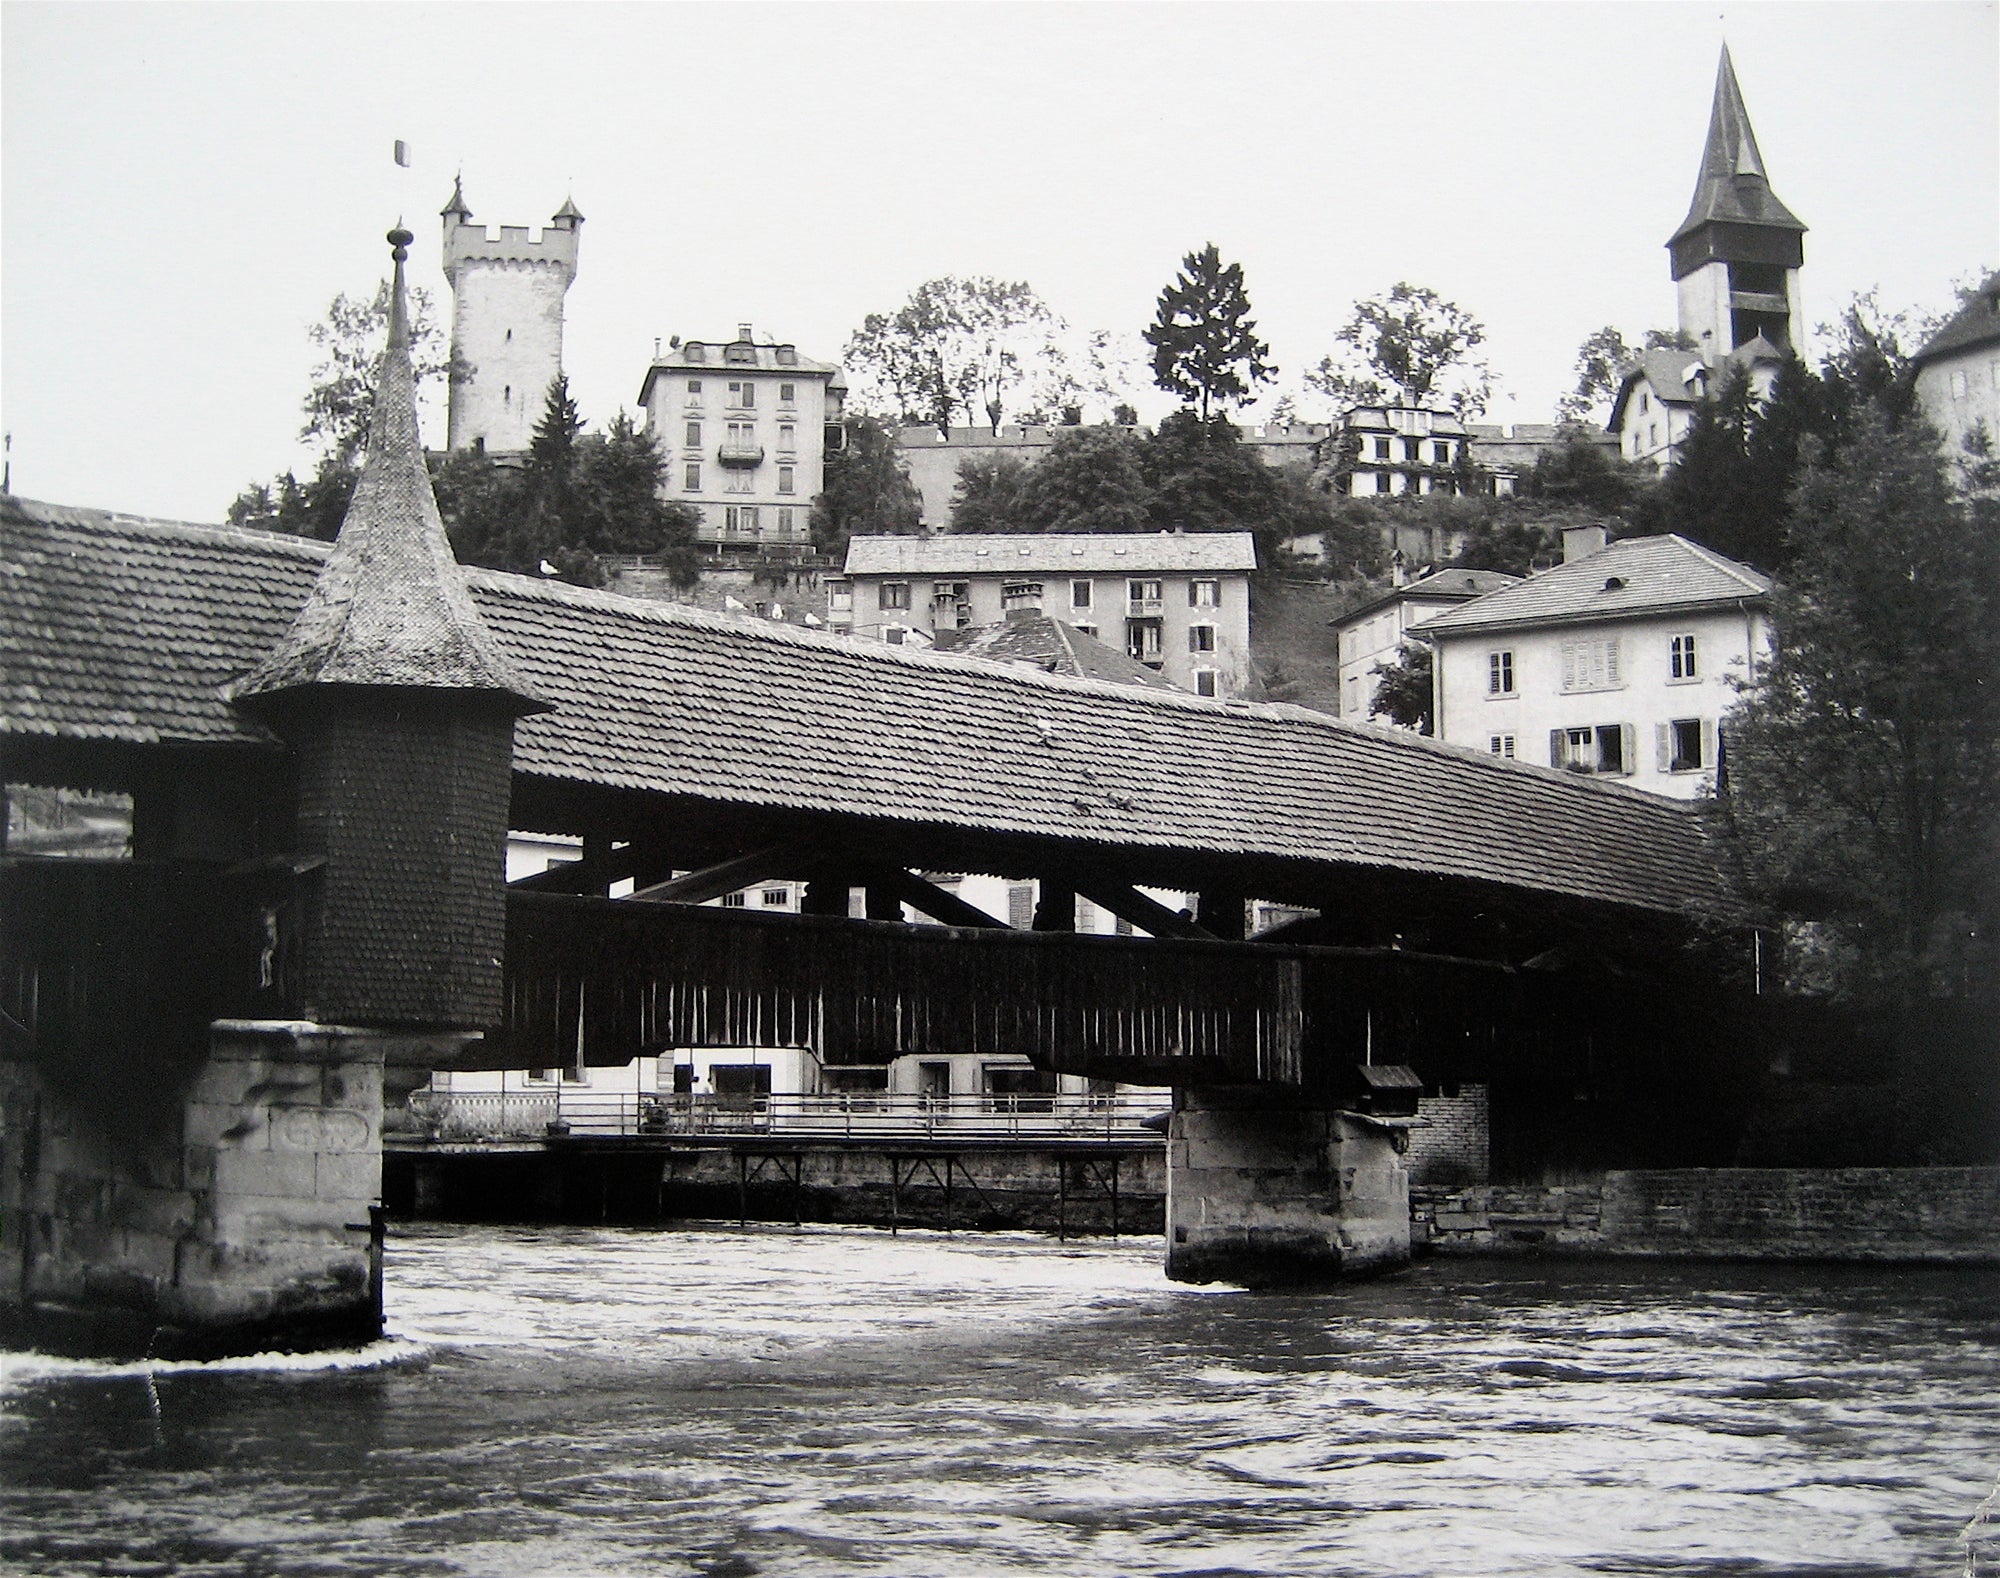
[
  {"x1": 1331, "y1": 567, "x2": 1520, "y2": 722},
  {"x1": 833, "y1": 532, "x2": 1257, "y2": 697},
  {"x1": 1912, "y1": 272, "x2": 2000, "y2": 462},
  {"x1": 637, "y1": 326, "x2": 845, "y2": 557},
  {"x1": 1416, "y1": 527, "x2": 1772, "y2": 800}
]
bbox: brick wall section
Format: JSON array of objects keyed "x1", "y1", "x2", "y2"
[
  {"x1": 1414, "y1": 1167, "x2": 2000, "y2": 1262},
  {"x1": 1406, "y1": 1085, "x2": 1489, "y2": 1185},
  {"x1": 293, "y1": 700, "x2": 515, "y2": 1029}
]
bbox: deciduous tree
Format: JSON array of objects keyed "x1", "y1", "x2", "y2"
[
  {"x1": 811, "y1": 415, "x2": 923, "y2": 557},
  {"x1": 1557, "y1": 325, "x2": 1697, "y2": 424},
  {"x1": 1144, "y1": 244, "x2": 1275, "y2": 421},
  {"x1": 1368, "y1": 642, "x2": 1434, "y2": 733},
  {"x1": 301, "y1": 281, "x2": 458, "y2": 467},
  {"x1": 1012, "y1": 425, "x2": 1153, "y2": 534},
  {"x1": 845, "y1": 277, "x2": 1074, "y2": 435},
  {"x1": 949, "y1": 452, "x2": 1033, "y2": 533},
  {"x1": 1323, "y1": 283, "x2": 1492, "y2": 420}
]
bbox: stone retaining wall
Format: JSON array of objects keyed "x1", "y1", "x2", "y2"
[{"x1": 1415, "y1": 1167, "x2": 2000, "y2": 1263}]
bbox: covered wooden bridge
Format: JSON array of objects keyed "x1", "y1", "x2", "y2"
[
  {"x1": 4, "y1": 494, "x2": 1741, "y2": 1098},
  {"x1": 0, "y1": 236, "x2": 1747, "y2": 1352}
]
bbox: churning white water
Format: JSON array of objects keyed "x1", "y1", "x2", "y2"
[{"x1": 3, "y1": 1223, "x2": 1996, "y2": 1576}]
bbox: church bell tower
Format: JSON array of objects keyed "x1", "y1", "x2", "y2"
[{"x1": 1669, "y1": 46, "x2": 1807, "y2": 367}]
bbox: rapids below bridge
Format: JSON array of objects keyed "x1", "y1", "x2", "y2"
[{"x1": 2, "y1": 1223, "x2": 1997, "y2": 1578}]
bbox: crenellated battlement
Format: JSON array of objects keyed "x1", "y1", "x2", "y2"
[
  {"x1": 443, "y1": 220, "x2": 579, "y2": 287},
  {"x1": 441, "y1": 183, "x2": 581, "y2": 453}
]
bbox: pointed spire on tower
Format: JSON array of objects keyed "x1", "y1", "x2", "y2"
[
  {"x1": 1670, "y1": 44, "x2": 1805, "y2": 247},
  {"x1": 230, "y1": 226, "x2": 544, "y2": 714},
  {"x1": 441, "y1": 174, "x2": 472, "y2": 222},
  {"x1": 551, "y1": 193, "x2": 583, "y2": 229}
]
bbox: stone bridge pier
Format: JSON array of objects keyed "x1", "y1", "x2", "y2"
[
  {"x1": 1166, "y1": 1086, "x2": 1412, "y2": 1285},
  {"x1": 1, "y1": 1025, "x2": 435, "y2": 1358}
]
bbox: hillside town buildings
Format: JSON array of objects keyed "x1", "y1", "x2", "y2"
[
  {"x1": 637, "y1": 327, "x2": 845, "y2": 557},
  {"x1": 1416, "y1": 526, "x2": 1772, "y2": 800},
  {"x1": 440, "y1": 180, "x2": 582, "y2": 457},
  {"x1": 832, "y1": 531, "x2": 1257, "y2": 696}
]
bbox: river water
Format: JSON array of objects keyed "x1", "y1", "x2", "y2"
[{"x1": 2, "y1": 1223, "x2": 1996, "y2": 1577}]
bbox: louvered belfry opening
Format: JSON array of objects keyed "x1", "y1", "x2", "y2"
[{"x1": 228, "y1": 227, "x2": 547, "y2": 1030}]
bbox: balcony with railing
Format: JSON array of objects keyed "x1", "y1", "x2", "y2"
[{"x1": 717, "y1": 444, "x2": 766, "y2": 467}]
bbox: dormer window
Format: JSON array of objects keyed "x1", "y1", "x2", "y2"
[{"x1": 685, "y1": 343, "x2": 707, "y2": 363}]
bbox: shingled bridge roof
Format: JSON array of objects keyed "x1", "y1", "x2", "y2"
[{"x1": 0, "y1": 495, "x2": 1728, "y2": 920}]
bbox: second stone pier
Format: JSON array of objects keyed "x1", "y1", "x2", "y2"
[{"x1": 1165, "y1": 1086, "x2": 1411, "y2": 1285}]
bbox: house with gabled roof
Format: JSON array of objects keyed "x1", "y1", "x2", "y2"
[{"x1": 1414, "y1": 525, "x2": 1772, "y2": 799}]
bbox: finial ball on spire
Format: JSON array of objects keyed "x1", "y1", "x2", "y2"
[{"x1": 388, "y1": 226, "x2": 414, "y2": 262}]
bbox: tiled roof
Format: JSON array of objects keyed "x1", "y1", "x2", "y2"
[
  {"x1": 230, "y1": 252, "x2": 540, "y2": 711},
  {"x1": 1414, "y1": 534, "x2": 1770, "y2": 638},
  {"x1": 845, "y1": 532, "x2": 1258, "y2": 577},
  {"x1": 1333, "y1": 569, "x2": 1521, "y2": 629},
  {"x1": 932, "y1": 614, "x2": 1183, "y2": 691},
  {"x1": 1609, "y1": 350, "x2": 1710, "y2": 430},
  {"x1": 0, "y1": 496, "x2": 1728, "y2": 919},
  {"x1": 1913, "y1": 273, "x2": 2000, "y2": 367}
]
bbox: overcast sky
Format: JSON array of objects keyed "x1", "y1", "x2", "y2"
[{"x1": 3, "y1": 1, "x2": 1995, "y2": 522}]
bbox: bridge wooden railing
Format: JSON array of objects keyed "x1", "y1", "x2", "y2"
[
  {"x1": 0, "y1": 857, "x2": 302, "y2": 1074},
  {"x1": 496, "y1": 892, "x2": 1304, "y2": 1086}
]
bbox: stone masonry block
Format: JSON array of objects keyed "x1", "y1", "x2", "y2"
[
  {"x1": 315, "y1": 1152, "x2": 383, "y2": 1205},
  {"x1": 211, "y1": 1148, "x2": 321, "y2": 1202},
  {"x1": 185, "y1": 1100, "x2": 270, "y2": 1152}
]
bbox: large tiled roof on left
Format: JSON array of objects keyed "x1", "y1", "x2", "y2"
[{"x1": 1, "y1": 496, "x2": 1728, "y2": 918}]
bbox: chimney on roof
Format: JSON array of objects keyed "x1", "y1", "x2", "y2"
[
  {"x1": 1562, "y1": 524, "x2": 1609, "y2": 563},
  {"x1": 737, "y1": 322, "x2": 753, "y2": 342}
]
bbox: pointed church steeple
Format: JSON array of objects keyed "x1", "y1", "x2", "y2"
[
  {"x1": 1668, "y1": 46, "x2": 1807, "y2": 364},
  {"x1": 231, "y1": 226, "x2": 541, "y2": 711}
]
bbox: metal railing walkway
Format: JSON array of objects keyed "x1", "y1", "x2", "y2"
[{"x1": 406, "y1": 1089, "x2": 1170, "y2": 1146}]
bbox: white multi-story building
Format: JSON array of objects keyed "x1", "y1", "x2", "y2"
[
  {"x1": 1331, "y1": 566, "x2": 1519, "y2": 722},
  {"x1": 637, "y1": 326, "x2": 845, "y2": 556},
  {"x1": 1415, "y1": 526, "x2": 1772, "y2": 800},
  {"x1": 832, "y1": 532, "x2": 1257, "y2": 697}
]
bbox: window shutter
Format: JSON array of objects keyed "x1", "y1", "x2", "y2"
[
  {"x1": 1560, "y1": 643, "x2": 1575, "y2": 690},
  {"x1": 1606, "y1": 638, "x2": 1622, "y2": 686},
  {"x1": 1549, "y1": 729, "x2": 1567, "y2": 768},
  {"x1": 1655, "y1": 723, "x2": 1671, "y2": 772},
  {"x1": 1619, "y1": 724, "x2": 1637, "y2": 775},
  {"x1": 1702, "y1": 719, "x2": 1718, "y2": 771}
]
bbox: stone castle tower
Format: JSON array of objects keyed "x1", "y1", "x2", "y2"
[
  {"x1": 440, "y1": 178, "x2": 582, "y2": 455},
  {"x1": 1669, "y1": 45, "x2": 1807, "y2": 368}
]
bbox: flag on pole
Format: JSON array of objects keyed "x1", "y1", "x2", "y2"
[{"x1": 393, "y1": 140, "x2": 411, "y2": 168}]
